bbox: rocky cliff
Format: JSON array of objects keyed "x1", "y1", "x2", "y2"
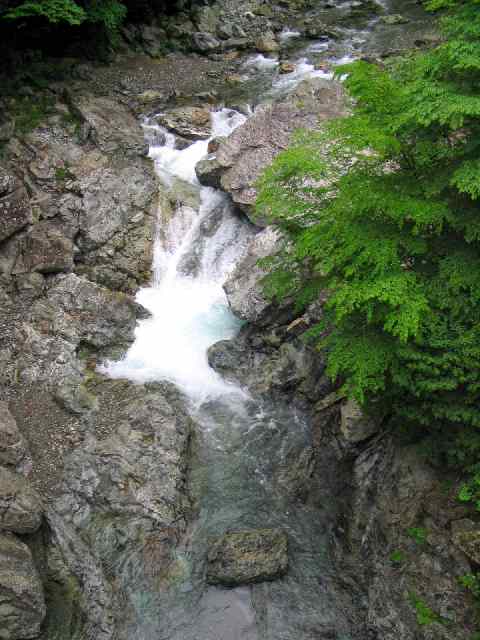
[{"x1": 0, "y1": 0, "x2": 477, "y2": 639}]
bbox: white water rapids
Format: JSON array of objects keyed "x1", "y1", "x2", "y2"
[{"x1": 101, "y1": 109, "x2": 254, "y2": 400}]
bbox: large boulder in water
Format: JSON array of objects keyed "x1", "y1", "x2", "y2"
[
  {"x1": 196, "y1": 78, "x2": 347, "y2": 224},
  {"x1": 207, "y1": 528, "x2": 288, "y2": 586}
]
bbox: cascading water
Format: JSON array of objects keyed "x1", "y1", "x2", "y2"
[
  {"x1": 102, "y1": 110, "x2": 254, "y2": 401},
  {"x1": 98, "y1": 25, "x2": 411, "y2": 638}
]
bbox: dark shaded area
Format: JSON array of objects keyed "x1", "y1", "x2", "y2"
[{"x1": 0, "y1": 0, "x2": 204, "y2": 67}]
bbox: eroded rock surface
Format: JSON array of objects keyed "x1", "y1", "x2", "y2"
[
  {"x1": 207, "y1": 528, "x2": 288, "y2": 586},
  {"x1": 0, "y1": 533, "x2": 46, "y2": 640},
  {"x1": 0, "y1": 467, "x2": 42, "y2": 534}
]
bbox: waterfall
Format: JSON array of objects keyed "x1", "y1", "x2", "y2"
[{"x1": 101, "y1": 109, "x2": 254, "y2": 401}]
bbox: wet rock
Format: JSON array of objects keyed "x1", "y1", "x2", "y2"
[
  {"x1": 195, "y1": 156, "x2": 223, "y2": 188},
  {"x1": 0, "y1": 533, "x2": 46, "y2": 639},
  {"x1": 0, "y1": 467, "x2": 42, "y2": 534},
  {"x1": 279, "y1": 61, "x2": 296, "y2": 74},
  {"x1": 224, "y1": 226, "x2": 281, "y2": 322},
  {"x1": 340, "y1": 399, "x2": 379, "y2": 444},
  {"x1": 381, "y1": 14, "x2": 409, "y2": 25},
  {"x1": 200, "y1": 78, "x2": 347, "y2": 220},
  {"x1": 207, "y1": 528, "x2": 288, "y2": 586},
  {"x1": 255, "y1": 33, "x2": 279, "y2": 53},
  {"x1": 0, "y1": 402, "x2": 29, "y2": 471},
  {"x1": 193, "y1": 32, "x2": 221, "y2": 52},
  {"x1": 156, "y1": 106, "x2": 211, "y2": 140},
  {"x1": 16, "y1": 223, "x2": 74, "y2": 274},
  {"x1": 0, "y1": 171, "x2": 32, "y2": 243}
]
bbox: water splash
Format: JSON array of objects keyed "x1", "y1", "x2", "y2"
[{"x1": 100, "y1": 109, "x2": 254, "y2": 401}]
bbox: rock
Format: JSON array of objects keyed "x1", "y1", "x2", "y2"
[
  {"x1": 0, "y1": 169, "x2": 33, "y2": 243},
  {"x1": 195, "y1": 156, "x2": 223, "y2": 188},
  {"x1": 65, "y1": 94, "x2": 147, "y2": 156},
  {"x1": 49, "y1": 382, "x2": 193, "y2": 636},
  {"x1": 0, "y1": 533, "x2": 46, "y2": 639},
  {"x1": 452, "y1": 529, "x2": 480, "y2": 565},
  {"x1": 156, "y1": 107, "x2": 211, "y2": 141},
  {"x1": 207, "y1": 528, "x2": 288, "y2": 586},
  {"x1": 206, "y1": 78, "x2": 346, "y2": 220},
  {"x1": 381, "y1": 14, "x2": 409, "y2": 25},
  {"x1": 193, "y1": 32, "x2": 221, "y2": 52},
  {"x1": 30, "y1": 273, "x2": 142, "y2": 355},
  {"x1": 340, "y1": 399, "x2": 379, "y2": 444},
  {"x1": 0, "y1": 467, "x2": 42, "y2": 534},
  {"x1": 224, "y1": 226, "x2": 281, "y2": 322},
  {"x1": 16, "y1": 223, "x2": 74, "y2": 274},
  {"x1": 255, "y1": 33, "x2": 279, "y2": 53},
  {"x1": 0, "y1": 402, "x2": 29, "y2": 471},
  {"x1": 279, "y1": 61, "x2": 296, "y2": 74}
]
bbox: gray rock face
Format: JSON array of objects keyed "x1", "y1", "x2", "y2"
[
  {"x1": 48, "y1": 381, "x2": 193, "y2": 639},
  {"x1": 30, "y1": 273, "x2": 142, "y2": 354},
  {"x1": 15, "y1": 274, "x2": 143, "y2": 414},
  {"x1": 207, "y1": 528, "x2": 288, "y2": 586},
  {"x1": 0, "y1": 467, "x2": 42, "y2": 534},
  {"x1": 224, "y1": 226, "x2": 280, "y2": 322},
  {"x1": 0, "y1": 170, "x2": 32, "y2": 243},
  {"x1": 0, "y1": 402, "x2": 29, "y2": 471},
  {"x1": 0, "y1": 532, "x2": 46, "y2": 639},
  {"x1": 193, "y1": 31, "x2": 221, "y2": 52},
  {"x1": 340, "y1": 399, "x2": 379, "y2": 444},
  {"x1": 197, "y1": 79, "x2": 347, "y2": 222},
  {"x1": 16, "y1": 223, "x2": 74, "y2": 274}
]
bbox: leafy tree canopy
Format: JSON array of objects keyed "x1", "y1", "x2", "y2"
[{"x1": 257, "y1": 0, "x2": 480, "y2": 459}]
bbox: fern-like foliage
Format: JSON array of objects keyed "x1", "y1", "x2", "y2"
[{"x1": 257, "y1": 0, "x2": 480, "y2": 439}]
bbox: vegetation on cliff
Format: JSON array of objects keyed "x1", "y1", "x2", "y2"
[{"x1": 257, "y1": 0, "x2": 480, "y2": 474}]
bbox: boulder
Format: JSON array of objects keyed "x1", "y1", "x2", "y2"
[
  {"x1": 193, "y1": 32, "x2": 221, "y2": 52},
  {"x1": 0, "y1": 402, "x2": 29, "y2": 471},
  {"x1": 156, "y1": 107, "x2": 212, "y2": 140},
  {"x1": 30, "y1": 273, "x2": 143, "y2": 354},
  {"x1": 340, "y1": 399, "x2": 379, "y2": 444},
  {"x1": 0, "y1": 533, "x2": 46, "y2": 639},
  {"x1": 0, "y1": 467, "x2": 42, "y2": 534},
  {"x1": 198, "y1": 78, "x2": 347, "y2": 221},
  {"x1": 195, "y1": 156, "x2": 223, "y2": 188},
  {"x1": 224, "y1": 226, "x2": 281, "y2": 322},
  {"x1": 207, "y1": 528, "x2": 288, "y2": 586},
  {"x1": 255, "y1": 33, "x2": 279, "y2": 53}
]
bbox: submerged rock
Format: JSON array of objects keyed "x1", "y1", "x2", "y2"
[
  {"x1": 207, "y1": 528, "x2": 288, "y2": 586},
  {"x1": 0, "y1": 532, "x2": 46, "y2": 639}
]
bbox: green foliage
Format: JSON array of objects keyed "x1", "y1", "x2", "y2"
[
  {"x1": 409, "y1": 592, "x2": 446, "y2": 626},
  {"x1": 2, "y1": 0, "x2": 128, "y2": 42},
  {"x1": 10, "y1": 94, "x2": 55, "y2": 134},
  {"x1": 459, "y1": 573, "x2": 480, "y2": 599},
  {"x1": 389, "y1": 549, "x2": 406, "y2": 564},
  {"x1": 3, "y1": 0, "x2": 86, "y2": 25},
  {"x1": 257, "y1": 0, "x2": 480, "y2": 457},
  {"x1": 407, "y1": 527, "x2": 428, "y2": 545}
]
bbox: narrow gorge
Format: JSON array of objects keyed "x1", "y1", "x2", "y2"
[{"x1": 0, "y1": 1, "x2": 478, "y2": 639}]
